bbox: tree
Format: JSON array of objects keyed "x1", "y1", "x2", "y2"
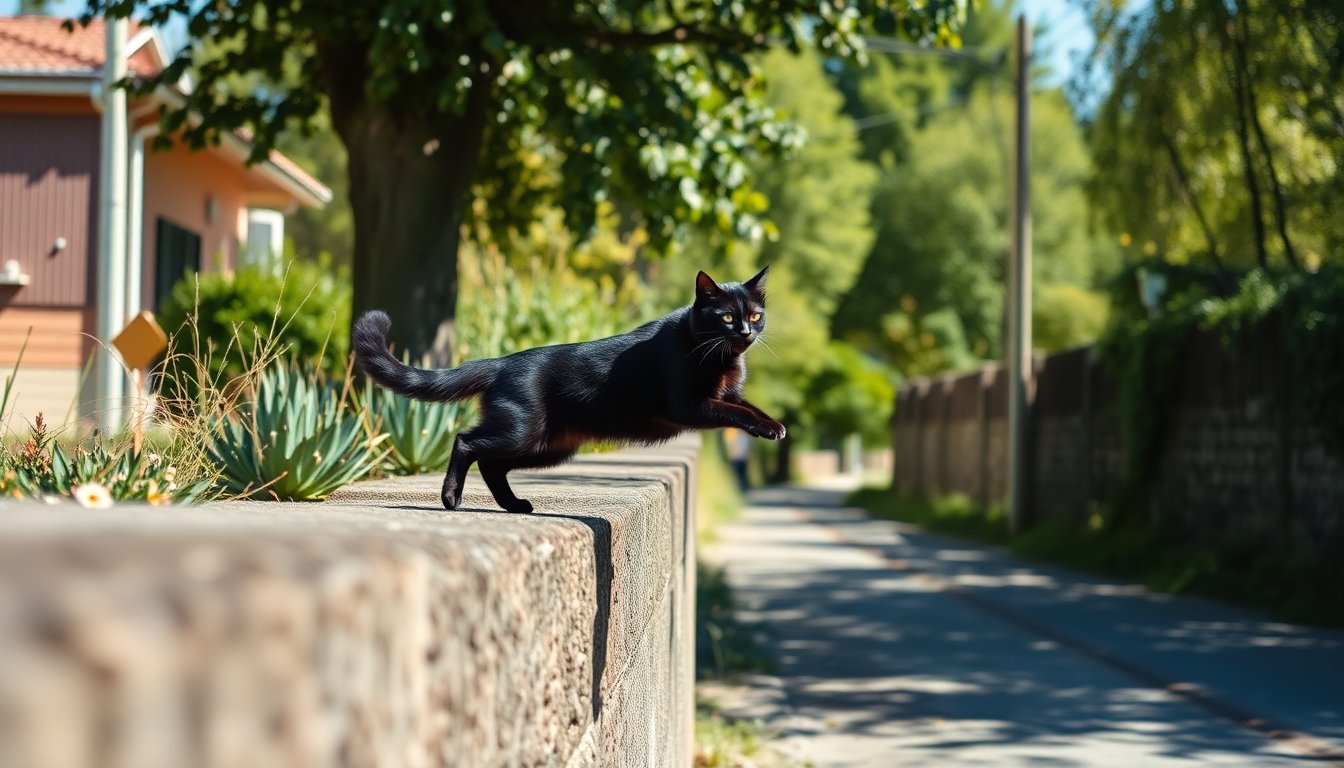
[
  {"x1": 834, "y1": 86, "x2": 1114, "y2": 374},
  {"x1": 1082, "y1": 0, "x2": 1343, "y2": 275},
  {"x1": 739, "y1": 47, "x2": 879, "y2": 479},
  {"x1": 79, "y1": 0, "x2": 970, "y2": 361}
]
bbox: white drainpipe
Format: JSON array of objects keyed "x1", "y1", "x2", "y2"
[
  {"x1": 126, "y1": 119, "x2": 159, "y2": 323},
  {"x1": 95, "y1": 17, "x2": 129, "y2": 433}
]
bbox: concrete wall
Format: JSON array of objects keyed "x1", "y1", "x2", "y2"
[
  {"x1": 0, "y1": 439, "x2": 698, "y2": 768},
  {"x1": 891, "y1": 326, "x2": 1344, "y2": 551}
]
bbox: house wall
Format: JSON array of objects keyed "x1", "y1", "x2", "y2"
[
  {"x1": 0, "y1": 111, "x2": 100, "y2": 308},
  {"x1": 140, "y1": 143, "x2": 249, "y2": 311},
  {"x1": 0, "y1": 102, "x2": 99, "y2": 427},
  {"x1": 0, "y1": 307, "x2": 92, "y2": 428}
]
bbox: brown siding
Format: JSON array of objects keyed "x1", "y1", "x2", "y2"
[
  {"x1": 0, "y1": 307, "x2": 92, "y2": 367},
  {"x1": 0, "y1": 112, "x2": 100, "y2": 308}
]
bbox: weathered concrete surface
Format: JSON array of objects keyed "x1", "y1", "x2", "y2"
[{"x1": 0, "y1": 438, "x2": 698, "y2": 768}]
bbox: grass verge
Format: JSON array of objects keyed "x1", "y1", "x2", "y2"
[
  {"x1": 849, "y1": 486, "x2": 1344, "y2": 628},
  {"x1": 694, "y1": 434, "x2": 801, "y2": 766}
]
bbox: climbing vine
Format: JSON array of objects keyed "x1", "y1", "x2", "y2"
[{"x1": 1098, "y1": 263, "x2": 1344, "y2": 518}]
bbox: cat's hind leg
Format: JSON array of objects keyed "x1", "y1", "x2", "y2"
[{"x1": 479, "y1": 450, "x2": 576, "y2": 513}]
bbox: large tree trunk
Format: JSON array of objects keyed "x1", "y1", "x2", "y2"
[{"x1": 321, "y1": 50, "x2": 493, "y2": 364}]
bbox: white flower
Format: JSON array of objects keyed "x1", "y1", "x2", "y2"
[{"x1": 72, "y1": 483, "x2": 113, "y2": 510}]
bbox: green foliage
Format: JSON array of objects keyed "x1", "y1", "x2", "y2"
[
  {"x1": 751, "y1": 47, "x2": 879, "y2": 316},
  {"x1": 1085, "y1": 0, "x2": 1343, "y2": 272},
  {"x1": 695, "y1": 697, "x2": 798, "y2": 768},
  {"x1": 697, "y1": 561, "x2": 774, "y2": 680},
  {"x1": 362, "y1": 380, "x2": 471, "y2": 476},
  {"x1": 84, "y1": 0, "x2": 968, "y2": 253},
  {"x1": 207, "y1": 366, "x2": 387, "y2": 500},
  {"x1": 697, "y1": 433, "x2": 746, "y2": 543},
  {"x1": 800, "y1": 342, "x2": 898, "y2": 447},
  {"x1": 0, "y1": 414, "x2": 210, "y2": 504},
  {"x1": 455, "y1": 245, "x2": 646, "y2": 361},
  {"x1": 835, "y1": 3, "x2": 1119, "y2": 377},
  {"x1": 157, "y1": 259, "x2": 352, "y2": 403},
  {"x1": 1099, "y1": 264, "x2": 1344, "y2": 520},
  {"x1": 1033, "y1": 282, "x2": 1110, "y2": 353},
  {"x1": 849, "y1": 487, "x2": 1010, "y2": 543}
]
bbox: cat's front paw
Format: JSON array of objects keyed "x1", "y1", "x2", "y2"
[{"x1": 750, "y1": 421, "x2": 787, "y2": 440}]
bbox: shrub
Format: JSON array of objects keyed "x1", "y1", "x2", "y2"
[
  {"x1": 1033, "y1": 282, "x2": 1110, "y2": 352},
  {"x1": 207, "y1": 365, "x2": 387, "y2": 500},
  {"x1": 456, "y1": 245, "x2": 647, "y2": 361},
  {"x1": 157, "y1": 257, "x2": 351, "y2": 404}
]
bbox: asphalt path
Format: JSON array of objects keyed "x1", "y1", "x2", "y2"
[{"x1": 704, "y1": 482, "x2": 1344, "y2": 767}]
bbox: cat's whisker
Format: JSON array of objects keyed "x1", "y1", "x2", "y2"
[
  {"x1": 754, "y1": 334, "x2": 780, "y2": 362},
  {"x1": 686, "y1": 336, "x2": 720, "y2": 359},
  {"x1": 699, "y1": 337, "x2": 726, "y2": 366}
]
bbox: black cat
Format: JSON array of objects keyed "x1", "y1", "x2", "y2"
[{"x1": 353, "y1": 267, "x2": 786, "y2": 513}]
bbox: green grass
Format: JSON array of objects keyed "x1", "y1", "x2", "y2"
[
  {"x1": 697, "y1": 433, "x2": 745, "y2": 543},
  {"x1": 694, "y1": 696, "x2": 802, "y2": 768},
  {"x1": 849, "y1": 487, "x2": 1010, "y2": 544},
  {"x1": 848, "y1": 486, "x2": 1344, "y2": 628}
]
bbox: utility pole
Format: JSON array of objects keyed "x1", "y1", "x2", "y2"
[
  {"x1": 96, "y1": 16, "x2": 129, "y2": 432},
  {"x1": 1007, "y1": 14, "x2": 1032, "y2": 535}
]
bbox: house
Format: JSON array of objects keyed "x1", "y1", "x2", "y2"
[{"x1": 0, "y1": 15, "x2": 331, "y2": 431}]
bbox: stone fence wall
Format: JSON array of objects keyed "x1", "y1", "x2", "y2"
[
  {"x1": 0, "y1": 439, "x2": 699, "y2": 768},
  {"x1": 892, "y1": 325, "x2": 1344, "y2": 549}
]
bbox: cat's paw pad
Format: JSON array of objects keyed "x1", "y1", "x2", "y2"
[{"x1": 501, "y1": 500, "x2": 534, "y2": 514}]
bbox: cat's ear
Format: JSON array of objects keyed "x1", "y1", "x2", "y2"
[
  {"x1": 695, "y1": 271, "x2": 722, "y2": 299},
  {"x1": 744, "y1": 265, "x2": 769, "y2": 300}
]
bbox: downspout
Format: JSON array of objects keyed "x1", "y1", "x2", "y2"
[
  {"x1": 95, "y1": 17, "x2": 129, "y2": 432},
  {"x1": 126, "y1": 116, "x2": 159, "y2": 323}
]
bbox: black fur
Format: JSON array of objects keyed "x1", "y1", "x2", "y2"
[{"x1": 353, "y1": 267, "x2": 785, "y2": 513}]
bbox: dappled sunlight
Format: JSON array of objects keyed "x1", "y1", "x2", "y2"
[{"x1": 705, "y1": 482, "x2": 1344, "y2": 765}]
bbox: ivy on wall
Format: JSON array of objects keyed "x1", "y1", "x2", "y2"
[{"x1": 1098, "y1": 263, "x2": 1344, "y2": 520}]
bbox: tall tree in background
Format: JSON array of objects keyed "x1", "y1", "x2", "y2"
[
  {"x1": 741, "y1": 46, "x2": 879, "y2": 480},
  {"x1": 1083, "y1": 0, "x2": 1342, "y2": 275},
  {"x1": 834, "y1": 2, "x2": 1116, "y2": 375},
  {"x1": 79, "y1": 0, "x2": 970, "y2": 361}
]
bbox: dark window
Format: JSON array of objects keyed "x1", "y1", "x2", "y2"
[{"x1": 154, "y1": 217, "x2": 201, "y2": 308}]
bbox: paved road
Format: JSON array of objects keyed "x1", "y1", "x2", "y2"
[{"x1": 704, "y1": 482, "x2": 1344, "y2": 767}]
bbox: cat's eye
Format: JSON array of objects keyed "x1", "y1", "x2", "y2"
[
  {"x1": 749, "y1": 313, "x2": 762, "y2": 322},
  {"x1": 722, "y1": 313, "x2": 733, "y2": 323}
]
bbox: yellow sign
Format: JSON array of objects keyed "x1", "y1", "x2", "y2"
[{"x1": 112, "y1": 311, "x2": 168, "y2": 371}]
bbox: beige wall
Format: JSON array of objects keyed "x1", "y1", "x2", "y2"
[
  {"x1": 0, "y1": 307, "x2": 93, "y2": 429},
  {"x1": 140, "y1": 142, "x2": 250, "y2": 312}
]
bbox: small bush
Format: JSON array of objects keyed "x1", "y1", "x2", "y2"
[{"x1": 157, "y1": 258, "x2": 351, "y2": 404}]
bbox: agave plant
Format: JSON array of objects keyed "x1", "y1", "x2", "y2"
[
  {"x1": 361, "y1": 377, "x2": 472, "y2": 476},
  {"x1": 208, "y1": 365, "x2": 388, "y2": 500}
]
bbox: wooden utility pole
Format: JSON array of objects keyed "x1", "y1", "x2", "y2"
[{"x1": 1007, "y1": 14, "x2": 1032, "y2": 534}]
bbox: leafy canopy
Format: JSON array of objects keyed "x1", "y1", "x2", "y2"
[{"x1": 80, "y1": 0, "x2": 971, "y2": 247}]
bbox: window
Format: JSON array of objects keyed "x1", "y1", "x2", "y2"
[{"x1": 154, "y1": 217, "x2": 201, "y2": 308}]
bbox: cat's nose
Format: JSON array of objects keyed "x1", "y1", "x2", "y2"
[{"x1": 738, "y1": 328, "x2": 752, "y2": 338}]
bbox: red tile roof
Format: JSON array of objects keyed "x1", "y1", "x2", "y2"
[{"x1": 0, "y1": 16, "x2": 160, "y2": 76}]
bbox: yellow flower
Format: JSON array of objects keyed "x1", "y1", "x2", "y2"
[
  {"x1": 72, "y1": 483, "x2": 113, "y2": 510},
  {"x1": 146, "y1": 480, "x2": 171, "y2": 507},
  {"x1": 164, "y1": 466, "x2": 177, "y2": 483}
]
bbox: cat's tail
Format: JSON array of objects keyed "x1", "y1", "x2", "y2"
[{"x1": 352, "y1": 310, "x2": 499, "y2": 402}]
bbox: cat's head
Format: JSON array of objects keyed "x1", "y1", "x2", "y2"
[{"x1": 690, "y1": 266, "x2": 768, "y2": 354}]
